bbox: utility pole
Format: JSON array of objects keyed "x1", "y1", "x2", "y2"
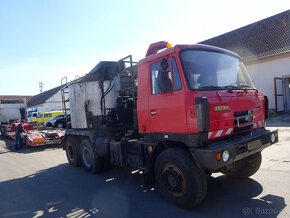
[{"x1": 39, "y1": 82, "x2": 43, "y2": 93}]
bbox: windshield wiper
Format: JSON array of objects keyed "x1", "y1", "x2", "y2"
[
  {"x1": 199, "y1": 86, "x2": 222, "y2": 89},
  {"x1": 237, "y1": 84, "x2": 252, "y2": 89},
  {"x1": 222, "y1": 85, "x2": 238, "y2": 89}
]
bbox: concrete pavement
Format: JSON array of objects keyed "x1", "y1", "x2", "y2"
[{"x1": 0, "y1": 114, "x2": 289, "y2": 218}]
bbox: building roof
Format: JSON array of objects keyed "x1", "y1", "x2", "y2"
[
  {"x1": 0, "y1": 95, "x2": 33, "y2": 102},
  {"x1": 27, "y1": 86, "x2": 62, "y2": 107},
  {"x1": 199, "y1": 10, "x2": 290, "y2": 62}
]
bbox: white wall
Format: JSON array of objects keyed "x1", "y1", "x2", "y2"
[
  {"x1": 28, "y1": 90, "x2": 69, "y2": 113},
  {"x1": 245, "y1": 55, "x2": 290, "y2": 110},
  {"x1": 46, "y1": 90, "x2": 62, "y2": 103}
]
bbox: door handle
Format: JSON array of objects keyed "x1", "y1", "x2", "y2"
[{"x1": 151, "y1": 110, "x2": 157, "y2": 115}]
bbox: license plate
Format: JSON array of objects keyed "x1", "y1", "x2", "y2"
[{"x1": 248, "y1": 139, "x2": 262, "y2": 151}]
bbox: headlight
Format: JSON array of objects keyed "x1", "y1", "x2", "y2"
[
  {"x1": 222, "y1": 150, "x2": 230, "y2": 162},
  {"x1": 270, "y1": 133, "x2": 276, "y2": 143}
]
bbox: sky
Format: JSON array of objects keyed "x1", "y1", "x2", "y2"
[{"x1": 0, "y1": 0, "x2": 289, "y2": 95}]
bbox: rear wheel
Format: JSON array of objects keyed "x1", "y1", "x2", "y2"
[
  {"x1": 46, "y1": 123, "x2": 52, "y2": 127},
  {"x1": 65, "y1": 137, "x2": 81, "y2": 167},
  {"x1": 154, "y1": 148, "x2": 207, "y2": 208},
  {"x1": 224, "y1": 152, "x2": 262, "y2": 178},
  {"x1": 56, "y1": 122, "x2": 64, "y2": 128},
  {"x1": 80, "y1": 139, "x2": 103, "y2": 173}
]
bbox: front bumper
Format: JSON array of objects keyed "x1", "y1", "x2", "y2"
[{"x1": 190, "y1": 128, "x2": 278, "y2": 171}]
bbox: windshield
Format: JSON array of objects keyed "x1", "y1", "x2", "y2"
[
  {"x1": 55, "y1": 114, "x2": 64, "y2": 119},
  {"x1": 180, "y1": 50, "x2": 255, "y2": 90}
]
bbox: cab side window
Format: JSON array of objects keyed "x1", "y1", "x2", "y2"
[
  {"x1": 150, "y1": 59, "x2": 173, "y2": 94},
  {"x1": 151, "y1": 61, "x2": 161, "y2": 94},
  {"x1": 171, "y1": 56, "x2": 182, "y2": 91}
]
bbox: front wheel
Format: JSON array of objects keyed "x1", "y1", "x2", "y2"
[
  {"x1": 224, "y1": 152, "x2": 262, "y2": 178},
  {"x1": 154, "y1": 148, "x2": 207, "y2": 208}
]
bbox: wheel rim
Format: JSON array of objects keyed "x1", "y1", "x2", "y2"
[
  {"x1": 57, "y1": 123, "x2": 63, "y2": 128},
  {"x1": 82, "y1": 147, "x2": 92, "y2": 168},
  {"x1": 162, "y1": 163, "x2": 186, "y2": 197},
  {"x1": 67, "y1": 144, "x2": 74, "y2": 160}
]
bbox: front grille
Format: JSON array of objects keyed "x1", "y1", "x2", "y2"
[
  {"x1": 233, "y1": 109, "x2": 253, "y2": 133},
  {"x1": 234, "y1": 124, "x2": 253, "y2": 133},
  {"x1": 234, "y1": 110, "x2": 248, "y2": 117}
]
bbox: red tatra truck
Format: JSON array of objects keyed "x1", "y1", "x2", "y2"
[{"x1": 62, "y1": 41, "x2": 278, "y2": 208}]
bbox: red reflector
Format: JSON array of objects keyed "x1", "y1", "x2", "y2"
[
  {"x1": 216, "y1": 152, "x2": 221, "y2": 160},
  {"x1": 33, "y1": 138, "x2": 45, "y2": 143}
]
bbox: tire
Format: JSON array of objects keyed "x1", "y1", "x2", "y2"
[
  {"x1": 0, "y1": 127, "x2": 5, "y2": 136},
  {"x1": 46, "y1": 123, "x2": 52, "y2": 127},
  {"x1": 1, "y1": 127, "x2": 7, "y2": 138},
  {"x1": 65, "y1": 137, "x2": 81, "y2": 167},
  {"x1": 154, "y1": 148, "x2": 207, "y2": 208},
  {"x1": 56, "y1": 122, "x2": 64, "y2": 128},
  {"x1": 225, "y1": 152, "x2": 262, "y2": 178},
  {"x1": 80, "y1": 139, "x2": 103, "y2": 173}
]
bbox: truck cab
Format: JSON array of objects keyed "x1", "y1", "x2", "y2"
[{"x1": 138, "y1": 43, "x2": 267, "y2": 144}]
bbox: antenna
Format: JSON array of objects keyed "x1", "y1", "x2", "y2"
[{"x1": 39, "y1": 82, "x2": 43, "y2": 93}]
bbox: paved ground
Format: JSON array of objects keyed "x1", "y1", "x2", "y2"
[{"x1": 0, "y1": 114, "x2": 289, "y2": 218}]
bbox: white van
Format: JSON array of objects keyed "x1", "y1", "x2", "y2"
[{"x1": 27, "y1": 111, "x2": 39, "y2": 123}]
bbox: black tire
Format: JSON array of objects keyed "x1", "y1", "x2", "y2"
[
  {"x1": 226, "y1": 152, "x2": 262, "y2": 178},
  {"x1": 154, "y1": 148, "x2": 207, "y2": 208},
  {"x1": 80, "y1": 139, "x2": 103, "y2": 173},
  {"x1": 65, "y1": 137, "x2": 81, "y2": 167},
  {"x1": 46, "y1": 123, "x2": 52, "y2": 127},
  {"x1": 56, "y1": 122, "x2": 64, "y2": 128},
  {"x1": 0, "y1": 127, "x2": 5, "y2": 136}
]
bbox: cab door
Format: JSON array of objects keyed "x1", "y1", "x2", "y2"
[{"x1": 148, "y1": 56, "x2": 187, "y2": 133}]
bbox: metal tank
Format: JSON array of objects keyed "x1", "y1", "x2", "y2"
[{"x1": 68, "y1": 61, "x2": 120, "y2": 129}]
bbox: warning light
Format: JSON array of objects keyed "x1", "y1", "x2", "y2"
[
  {"x1": 166, "y1": 43, "x2": 172, "y2": 48},
  {"x1": 148, "y1": 146, "x2": 153, "y2": 152}
]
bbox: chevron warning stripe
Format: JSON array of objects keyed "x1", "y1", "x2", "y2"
[{"x1": 208, "y1": 120, "x2": 265, "y2": 140}]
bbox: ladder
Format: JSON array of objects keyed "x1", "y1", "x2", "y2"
[
  {"x1": 118, "y1": 55, "x2": 138, "y2": 106},
  {"x1": 61, "y1": 76, "x2": 70, "y2": 129}
]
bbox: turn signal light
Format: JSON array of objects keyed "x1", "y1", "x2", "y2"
[{"x1": 216, "y1": 152, "x2": 221, "y2": 160}]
